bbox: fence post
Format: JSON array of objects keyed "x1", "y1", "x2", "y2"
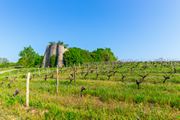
[
  {"x1": 38, "y1": 68, "x2": 40, "y2": 76},
  {"x1": 56, "y1": 66, "x2": 59, "y2": 94},
  {"x1": 26, "y1": 72, "x2": 30, "y2": 107}
]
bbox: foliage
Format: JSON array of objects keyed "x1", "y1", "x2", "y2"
[
  {"x1": 0, "y1": 58, "x2": 18, "y2": 68},
  {"x1": 0, "y1": 61, "x2": 179, "y2": 119},
  {"x1": 63, "y1": 47, "x2": 93, "y2": 66},
  {"x1": 18, "y1": 46, "x2": 42, "y2": 67},
  {"x1": 91, "y1": 48, "x2": 117, "y2": 62},
  {"x1": 0, "y1": 58, "x2": 9, "y2": 67},
  {"x1": 63, "y1": 47, "x2": 117, "y2": 66},
  {"x1": 17, "y1": 42, "x2": 117, "y2": 67},
  {"x1": 0, "y1": 58, "x2": 9, "y2": 64},
  {"x1": 34, "y1": 56, "x2": 44, "y2": 67},
  {"x1": 50, "y1": 55, "x2": 57, "y2": 67},
  {"x1": 57, "y1": 41, "x2": 68, "y2": 48},
  {"x1": 0, "y1": 62, "x2": 16, "y2": 68}
]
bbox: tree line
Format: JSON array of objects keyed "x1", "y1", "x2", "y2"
[
  {"x1": 0, "y1": 58, "x2": 16, "y2": 68},
  {"x1": 63, "y1": 47, "x2": 117, "y2": 66},
  {"x1": 17, "y1": 43, "x2": 117, "y2": 67}
]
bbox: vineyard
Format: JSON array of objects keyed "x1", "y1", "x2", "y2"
[{"x1": 0, "y1": 61, "x2": 179, "y2": 120}]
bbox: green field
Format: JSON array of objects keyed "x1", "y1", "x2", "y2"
[{"x1": 0, "y1": 62, "x2": 179, "y2": 120}]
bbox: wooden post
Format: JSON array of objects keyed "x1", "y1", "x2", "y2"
[
  {"x1": 56, "y1": 66, "x2": 59, "y2": 94},
  {"x1": 38, "y1": 68, "x2": 40, "y2": 76},
  {"x1": 26, "y1": 72, "x2": 30, "y2": 107}
]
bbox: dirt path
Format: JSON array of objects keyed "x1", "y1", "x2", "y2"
[{"x1": 0, "y1": 69, "x2": 17, "y2": 74}]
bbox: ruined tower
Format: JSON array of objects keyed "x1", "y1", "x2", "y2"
[{"x1": 42, "y1": 43, "x2": 67, "y2": 68}]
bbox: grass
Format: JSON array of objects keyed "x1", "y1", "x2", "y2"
[{"x1": 0, "y1": 62, "x2": 179, "y2": 119}]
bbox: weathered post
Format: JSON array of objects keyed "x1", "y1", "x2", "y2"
[
  {"x1": 38, "y1": 68, "x2": 40, "y2": 76},
  {"x1": 26, "y1": 72, "x2": 30, "y2": 107},
  {"x1": 56, "y1": 65, "x2": 59, "y2": 94}
]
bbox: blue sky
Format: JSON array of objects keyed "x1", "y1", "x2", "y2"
[{"x1": 0, "y1": 0, "x2": 180, "y2": 62}]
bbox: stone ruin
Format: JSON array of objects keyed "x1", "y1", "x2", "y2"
[{"x1": 42, "y1": 43, "x2": 67, "y2": 68}]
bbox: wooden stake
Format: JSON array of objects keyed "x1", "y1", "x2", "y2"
[
  {"x1": 38, "y1": 68, "x2": 40, "y2": 76},
  {"x1": 56, "y1": 66, "x2": 59, "y2": 94},
  {"x1": 26, "y1": 72, "x2": 30, "y2": 107}
]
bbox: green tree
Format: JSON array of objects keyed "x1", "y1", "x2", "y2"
[
  {"x1": 63, "y1": 47, "x2": 117, "y2": 66},
  {"x1": 63, "y1": 47, "x2": 93, "y2": 66},
  {"x1": 0, "y1": 58, "x2": 9, "y2": 64},
  {"x1": 18, "y1": 46, "x2": 42, "y2": 67},
  {"x1": 34, "y1": 55, "x2": 44, "y2": 67},
  {"x1": 0, "y1": 58, "x2": 10, "y2": 67},
  {"x1": 91, "y1": 48, "x2": 117, "y2": 62}
]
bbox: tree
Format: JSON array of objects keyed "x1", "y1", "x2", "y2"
[
  {"x1": 63, "y1": 47, "x2": 117, "y2": 66},
  {"x1": 34, "y1": 55, "x2": 44, "y2": 67},
  {"x1": 18, "y1": 46, "x2": 42, "y2": 67},
  {"x1": 63, "y1": 47, "x2": 93, "y2": 66},
  {"x1": 91, "y1": 48, "x2": 117, "y2": 62},
  {"x1": 0, "y1": 58, "x2": 9, "y2": 64},
  {"x1": 0, "y1": 58, "x2": 10, "y2": 67}
]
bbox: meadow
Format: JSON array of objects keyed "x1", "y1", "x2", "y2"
[{"x1": 0, "y1": 61, "x2": 179, "y2": 120}]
